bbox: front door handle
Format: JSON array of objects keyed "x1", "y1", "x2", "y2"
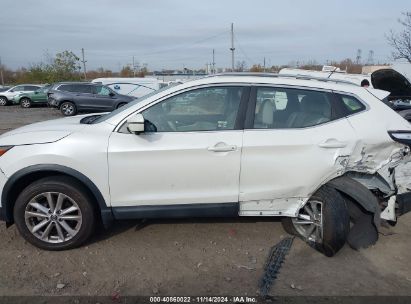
[
  {"x1": 207, "y1": 142, "x2": 237, "y2": 152},
  {"x1": 318, "y1": 138, "x2": 347, "y2": 149}
]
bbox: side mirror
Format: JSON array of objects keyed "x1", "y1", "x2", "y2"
[
  {"x1": 35, "y1": 91, "x2": 39, "y2": 94},
  {"x1": 109, "y1": 92, "x2": 115, "y2": 97},
  {"x1": 127, "y1": 114, "x2": 145, "y2": 134}
]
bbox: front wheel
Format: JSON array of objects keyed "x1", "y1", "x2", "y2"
[
  {"x1": 282, "y1": 186, "x2": 350, "y2": 257},
  {"x1": 13, "y1": 176, "x2": 96, "y2": 250},
  {"x1": 0, "y1": 96, "x2": 8, "y2": 106},
  {"x1": 20, "y1": 98, "x2": 32, "y2": 108},
  {"x1": 60, "y1": 102, "x2": 77, "y2": 116}
]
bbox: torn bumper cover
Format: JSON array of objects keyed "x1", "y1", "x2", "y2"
[{"x1": 328, "y1": 141, "x2": 411, "y2": 250}]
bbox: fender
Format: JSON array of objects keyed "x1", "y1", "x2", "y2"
[
  {"x1": 327, "y1": 176, "x2": 380, "y2": 250},
  {"x1": 1, "y1": 164, "x2": 113, "y2": 227}
]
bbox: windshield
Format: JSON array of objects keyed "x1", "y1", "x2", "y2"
[{"x1": 91, "y1": 84, "x2": 176, "y2": 124}]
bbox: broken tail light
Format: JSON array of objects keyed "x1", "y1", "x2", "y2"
[{"x1": 388, "y1": 131, "x2": 411, "y2": 149}]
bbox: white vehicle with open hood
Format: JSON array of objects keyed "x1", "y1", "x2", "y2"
[{"x1": 0, "y1": 73, "x2": 411, "y2": 256}]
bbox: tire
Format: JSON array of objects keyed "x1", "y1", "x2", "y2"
[
  {"x1": 116, "y1": 102, "x2": 128, "y2": 109},
  {"x1": 0, "y1": 96, "x2": 8, "y2": 106},
  {"x1": 20, "y1": 98, "x2": 32, "y2": 108},
  {"x1": 60, "y1": 101, "x2": 77, "y2": 116},
  {"x1": 13, "y1": 176, "x2": 96, "y2": 250},
  {"x1": 281, "y1": 185, "x2": 350, "y2": 257}
]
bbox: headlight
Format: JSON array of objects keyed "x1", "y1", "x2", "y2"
[{"x1": 0, "y1": 146, "x2": 13, "y2": 157}]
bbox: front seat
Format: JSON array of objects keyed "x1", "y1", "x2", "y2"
[
  {"x1": 286, "y1": 95, "x2": 331, "y2": 128},
  {"x1": 255, "y1": 99, "x2": 276, "y2": 128}
]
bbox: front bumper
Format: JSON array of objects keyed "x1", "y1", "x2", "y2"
[{"x1": 11, "y1": 97, "x2": 21, "y2": 104}]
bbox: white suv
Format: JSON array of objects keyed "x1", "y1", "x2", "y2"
[
  {"x1": 0, "y1": 74, "x2": 410, "y2": 256},
  {"x1": 0, "y1": 84, "x2": 42, "y2": 106}
]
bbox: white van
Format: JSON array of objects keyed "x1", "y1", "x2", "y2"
[{"x1": 91, "y1": 77, "x2": 163, "y2": 98}]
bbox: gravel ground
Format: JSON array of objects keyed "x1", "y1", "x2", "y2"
[{"x1": 0, "y1": 105, "x2": 410, "y2": 297}]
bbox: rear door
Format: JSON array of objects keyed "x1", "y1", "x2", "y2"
[
  {"x1": 239, "y1": 86, "x2": 358, "y2": 216},
  {"x1": 72, "y1": 84, "x2": 95, "y2": 110}
]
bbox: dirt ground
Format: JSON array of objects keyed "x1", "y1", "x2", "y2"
[{"x1": 0, "y1": 106, "x2": 410, "y2": 297}]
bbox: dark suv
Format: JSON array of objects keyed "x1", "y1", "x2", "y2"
[{"x1": 48, "y1": 82, "x2": 134, "y2": 116}]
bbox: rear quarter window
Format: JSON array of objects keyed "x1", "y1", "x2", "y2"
[{"x1": 337, "y1": 94, "x2": 366, "y2": 116}]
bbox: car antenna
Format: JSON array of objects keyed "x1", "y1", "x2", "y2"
[{"x1": 327, "y1": 66, "x2": 339, "y2": 79}]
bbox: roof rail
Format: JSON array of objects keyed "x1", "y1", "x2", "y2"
[{"x1": 208, "y1": 72, "x2": 359, "y2": 86}]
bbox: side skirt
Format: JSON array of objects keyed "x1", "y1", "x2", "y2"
[{"x1": 112, "y1": 203, "x2": 239, "y2": 220}]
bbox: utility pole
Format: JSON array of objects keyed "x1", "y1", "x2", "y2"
[
  {"x1": 81, "y1": 48, "x2": 87, "y2": 80},
  {"x1": 356, "y1": 49, "x2": 362, "y2": 65},
  {"x1": 263, "y1": 57, "x2": 266, "y2": 72},
  {"x1": 132, "y1": 56, "x2": 136, "y2": 77},
  {"x1": 230, "y1": 23, "x2": 235, "y2": 71},
  {"x1": 0, "y1": 57, "x2": 4, "y2": 86},
  {"x1": 212, "y1": 49, "x2": 215, "y2": 74}
]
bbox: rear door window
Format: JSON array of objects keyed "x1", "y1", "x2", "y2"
[
  {"x1": 74, "y1": 85, "x2": 93, "y2": 94},
  {"x1": 252, "y1": 87, "x2": 333, "y2": 129}
]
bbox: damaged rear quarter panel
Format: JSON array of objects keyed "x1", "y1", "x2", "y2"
[{"x1": 343, "y1": 92, "x2": 411, "y2": 189}]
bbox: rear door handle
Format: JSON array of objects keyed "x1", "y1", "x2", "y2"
[
  {"x1": 318, "y1": 139, "x2": 347, "y2": 149},
  {"x1": 207, "y1": 143, "x2": 237, "y2": 152}
]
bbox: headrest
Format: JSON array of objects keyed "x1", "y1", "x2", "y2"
[
  {"x1": 300, "y1": 95, "x2": 330, "y2": 116},
  {"x1": 261, "y1": 99, "x2": 276, "y2": 125}
]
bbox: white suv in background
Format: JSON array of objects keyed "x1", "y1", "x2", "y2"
[
  {"x1": 0, "y1": 84, "x2": 42, "y2": 106},
  {"x1": 0, "y1": 74, "x2": 411, "y2": 256}
]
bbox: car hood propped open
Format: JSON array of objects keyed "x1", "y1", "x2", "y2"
[{"x1": 371, "y1": 69, "x2": 411, "y2": 100}]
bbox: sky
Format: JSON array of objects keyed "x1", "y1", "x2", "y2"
[{"x1": 0, "y1": 0, "x2": 409, "y2": 71}]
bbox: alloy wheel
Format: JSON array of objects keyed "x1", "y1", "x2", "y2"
[
  {"x1": 61, "y1": 103, "x2": 74, "y2": 116},
  {"x1": 0, "y1": 97, "x2": 7, "y2": 106},
  {"x1": 24, "y1": 192, "x2": 82, "y2": 243},
  {"x1": 21, "y1": 99, "x2": 31, "y2": 108},
  {"x1": 291, "y1": 200, "x2": 323, "y2": 243}
]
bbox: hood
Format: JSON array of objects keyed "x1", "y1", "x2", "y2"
[
  {"x1": 0, "y1": 115, "x2": 88, "y2": 146},
  {"x1": 371, "y1": 69, "x2": 411, "y2": 100}
]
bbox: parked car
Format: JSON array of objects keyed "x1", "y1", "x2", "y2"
[
  {"x1": 0, "y1": 84, "x2": 42, "y2": 106},
  {"x1": 91, "y1": 77, "x2": 162, "y2": 98},
  {"x1": 0, "y1": 86, "x2": 11, "y2": 93},
  {"x1": 47, "y1": 82, "x2": 134, "y2": 116},
  {"x1": 11, "y1": 84, "x2": 52, "y2": 108},
  {"x1": 0, "y1": 74, "x2": 411, "y2": 255}
]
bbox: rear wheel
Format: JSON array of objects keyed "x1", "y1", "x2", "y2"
[
  {"x1": 282, "y1": 186, "x2": 350, "y2": 257},
  {"x1": 13, "y1": 176, "x2": 96, "y2": 250},
  {"x1": 60, "y1": 102, "x2": 77, "y2": 116},
  {"x1": 20, "y1": 98, "x2": 32, "y2": 108},
  {"x1": 0, "y1": 96, "x2": 8, "y2": 106}
]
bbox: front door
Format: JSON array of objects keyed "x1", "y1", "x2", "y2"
[
  {"x1": 108, "y1": 85, "x2": 249, "y2": 208},
  {"x1": 93, "y1": 85, "x2": 117, "y2": 110}
]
